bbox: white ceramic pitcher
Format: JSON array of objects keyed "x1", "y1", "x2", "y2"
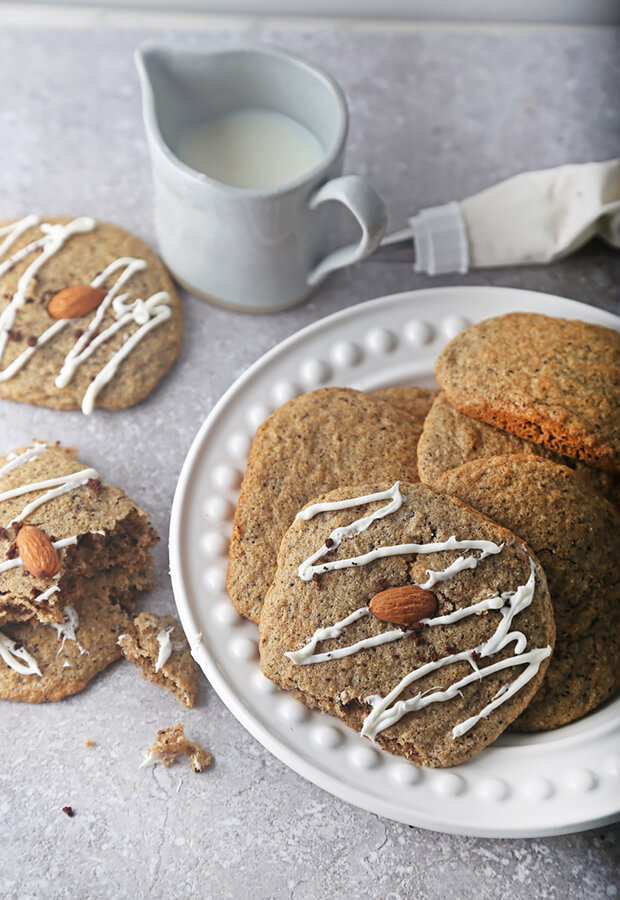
[{"x1": 136, "y1": 42, "x2": 387, "y2": 312}]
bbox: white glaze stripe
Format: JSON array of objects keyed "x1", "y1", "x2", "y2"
[
  {"x1": 55, "y1": 257, "x2": 148, "y2": 388},
  {"x1": 0, "y1": 215, "x2": 39, "y2": 259},
  {"x1": 0, "y1": 631, "x2": 41, "y2": 676},
  {"x1": 297, "y1": 482, "x2": 502, "y2": 582},
  {"x1": 286, "y1": 608, "x2": 371, "y2": 664},
  {"x1": 33, "y1": 584, "x2": 60, "y2": 604},
  {"x1": 155, "y1": 627, "x2": 174, "y2": 672},
  {"x1": 0, "y1": 443, "x2": 48, "y2": 479},
  {"x1": 296, "y1": 484, "x2": 403, "y2": 522},
  {"x1": 0, "y1": 467, "x2": 99, "y2": 526},
  {"x1": 287, "y1": 588, "x2": 512, "y2": 666},
  {"x1": 361, "y1": 559, "x2": 550, "y2": 739},
  {"x1": 300, "y1": 535, "x2": 502, "y2": 583},
  {"x1": 0, "y1": 535, "x2": 77, "y2": 573},
  {"x1": 52, "y1": 605, "x2": 86, "y2": 655},
  {"x1": 0, "y1": 217, "x2": 95, "y2": 362},
  {"x1": 81, "y1": 292, "x2": 171, "y2": 415},
  {"x1": 362, "y1": 645, "x2": 551, "y2": 740}
]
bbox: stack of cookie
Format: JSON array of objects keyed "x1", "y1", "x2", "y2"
[{"x1": 227, "y1": 313, "x2": 620, "y2": 768}]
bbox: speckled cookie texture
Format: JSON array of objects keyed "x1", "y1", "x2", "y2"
[
  {"x1": 119, "y1": 612, "x2": 200, "y2": 708},
  {"x1": 435, "y1": 455, "x2": 620, "y2": 730},
  {"x1": 434, "y1": 313, "x2": 620, "y2": 473},
  {"x1": 0, "y1": 440, "x2": 160, "y2": 702},
  {"x1": 259, "y1": 481, "x2": 555, "y2": 767},
  {"x1": 0, "y1": 216, "x2": 182, "y2": 412},
  {"x1": 0, "y1": 441, "x2": 158, "y2": 625},
  {"x1": 227, "y1": 388, "x2": 422, "y2": 623},
  {"x1": 373, "y1": 387, "x2": 439, "y2": 424},
  {"x1": 0, "y1": 584, "x2": 131, "y2": 703},
  {"x1": 418, "y1": 392, "x2": 620, "y2": 509}
]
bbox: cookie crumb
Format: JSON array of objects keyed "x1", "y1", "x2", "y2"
[
  {"x1": 62, "y1": 806, "x2": 75, "y2": 817},
  {"x1": 84, "y1": 739, "x2": 94, "y2": 747},
  {"x1": 118, "y1": 612, "x2": 199, "y2": 708},
  {"x1": 140, "y1": 723, "x2": 212, "y2": 773}
]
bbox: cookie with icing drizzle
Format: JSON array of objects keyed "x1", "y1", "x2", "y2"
[
  {"x1": 417, "y1": 392, "x2": 620, "y2": 510},
  {"x1": 259, "y1": 480, "x2": 555, "y2": 768},
  {"x1": 0, "y1": 216, "x2": 182, "y2": 413},
  {"x1": 227, "y1": 388, "x2": 422, "y2": 623},
  {"x1": 0, "y1": 442, "x2": 158, "y2": 627},
  {"x1": 434, "y1": 455, "x2": 620, "y2": 730}
]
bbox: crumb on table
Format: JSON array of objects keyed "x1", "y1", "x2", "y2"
[{"x1": 141, "y1": 723, "x2": 212, "y2": 773}]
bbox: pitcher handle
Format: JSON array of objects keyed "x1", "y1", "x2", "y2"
[{"x1": 306, "y1": 175, "x2": 387, "y2": 286}]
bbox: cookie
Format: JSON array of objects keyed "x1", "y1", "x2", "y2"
[
  {"x1": 141, "y1": 724, "x2": 212, "y2": 772},
  {"x1": 0, "y1": 441, "x2": 158, "y2": 625},
  {"x1": 0, "y1": 582, "x2": 131, "y2": 702},
  {"x1": 434, "y1": 313, "x2": 620, "y2": 472},
  {"x1": 373, "y1": 387, "x2": 439, "y2": 424},
  {"x1": 119, "y1": 612, "x2": 200, "y2": 708},
  {"x1": 434, "y1": 455, "x2": 620, "y2": 729},
  {"x1": 259, "y1": 480, "x2": 554, "y2": 767},
  {"x1": 418, "y1": 393, "x2": 620, "y2": 509},
  {"x1": 227, "y1": 388, "x2": 422, "y2": 623},
  {"x1": 0, "y1": 216, "x2": 182, "y2": 413}
]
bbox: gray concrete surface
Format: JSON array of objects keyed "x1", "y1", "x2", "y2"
[{"x1": 0, "y1": 19, "x2": 618, "y2": 899}]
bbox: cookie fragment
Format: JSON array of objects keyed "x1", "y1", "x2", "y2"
[
  {"x1": 0, "y1": 586, "x2": 131, "y2": 702},
  {"x1": 141, "y1": 724, "x2": 211, "y2": 772},
  {"x1": 118, "y1": 612, "x2": 199, "y2": 708},
  {"x1": 434, "y1": 313, "x2": 620, "y2": 472}
]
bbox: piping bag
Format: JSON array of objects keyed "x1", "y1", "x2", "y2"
[{"x1": 375, "y1": 159, "x2": 620, "y2": 274}]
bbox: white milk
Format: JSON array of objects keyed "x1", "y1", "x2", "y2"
[{"x1": 176, "y1": 108, "x2": 325, "y2": 189}]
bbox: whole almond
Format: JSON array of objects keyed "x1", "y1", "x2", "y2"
[
  {"x1": 369, "y1": 585, "x2": 437, "y2": 626},
  {"x1": 48, "y1": 285, "x2": 106, "y2": 320},
  {"x1": 16, "y1": 525, "x2": 61, "y2": 579}
]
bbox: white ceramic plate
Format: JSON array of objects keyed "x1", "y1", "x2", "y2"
[{"x1": 169, "y1": 286, "x2": 620, "y2": 838}]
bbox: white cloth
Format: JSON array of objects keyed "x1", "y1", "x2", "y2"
[{"x1": 410, "y1": 159, "x2": 620, "y2": 274}]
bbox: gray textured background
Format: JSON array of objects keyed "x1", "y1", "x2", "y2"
[{"x1": 0, "y1": 19, "x2": 619, "y2": 899}]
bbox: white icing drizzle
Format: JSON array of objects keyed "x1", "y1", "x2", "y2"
[
  {"x1": 0, "y1": 215, "x2": 40, "y2": 258},
  {"x1": 0, "y1": 218, "x2": 173, "y2": 415},
  {"x1": 32, "y1": 583, "x2": 60, "y2": 604},
  {"x1": 297, "y1": 482, "x2": 502, "y2": 582},
  {"x1": 0, "y1": 535, "x2": 77, "y2": 574},
  {"x1": 155, "y1": 627, "x2": 174, "y2": 672},
  {"x1": 80, "y1": 291, "x2": 171, "y2": 415},
  {"x1": 52, "y1": 605, "x2": 86, "y2": 655},
  {"x1": 296, "y1": 483, "x2": 404, "y2": 522},
  {"x1": 287, "y1": 485, "x2": 552, "y2": 742},
  {"x1": 0, "y1": 217, "x2": 95, "y2": 363},
  {"x1": 0, "y1": 467, "x2": 99, "y2": 526},
  {"x1": 0, "y1": 630, "x2": 41, "y2": 676},
  {"x1": 0, "y1": 442, "x2": 48, "y2": 479}
]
